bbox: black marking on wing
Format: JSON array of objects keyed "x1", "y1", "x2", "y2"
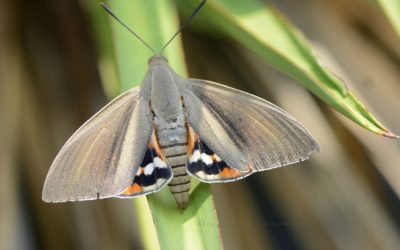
[
  {"x1": 186, "y1": 125, "x2": 251, "y2": 182},
  {"x1": 104, "y1": 107, "x2": 134, "y2": 174},
  {"x1": 141, "y1": 147, "x2": 155, "y2": 168},
  {"x1": 204, "y1": 99, "x2": 248, "y2": 147},
  {"x1": 135, "y1": 148, "x2": 171, "y2": 187},
  {"x1": 133, "y1": 167, "x2": 171, "y2": 187},
  {"x1": 188, "y1": 139, "x2": 230, "y2": 175},
  {"x1": 118, "y1": 146, "x2": 172, "y2": 197}
]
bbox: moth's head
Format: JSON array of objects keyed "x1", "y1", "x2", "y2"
[{"x1": 148, "y1": 55, "x2": 169, "y2": 66}]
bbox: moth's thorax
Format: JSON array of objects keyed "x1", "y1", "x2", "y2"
[{"x1": 150, "y1": 60, "x2": 182, "y2": 121}]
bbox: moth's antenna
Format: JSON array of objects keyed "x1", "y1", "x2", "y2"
[
  {"x1": 100, "y1": 3, "x2": 156, "y2": 56},
  {"x1": 159, "y1": 0, "x2": 206, "y2": 55}
]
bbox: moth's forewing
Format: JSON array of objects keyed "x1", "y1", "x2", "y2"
[
  {"x1": 42, "y1": 88, "x2": 153, "y2": 202},
  {"x1": 185, "y1": 79, "x2": 319, "y2": 178},
  {"x1": 182, "y1": 88, "x2": 250, "y2": 173}
]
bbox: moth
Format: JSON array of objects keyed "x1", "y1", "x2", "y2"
[{"x1": 42, "y1": 1, "x2": 319, "y2": 209}]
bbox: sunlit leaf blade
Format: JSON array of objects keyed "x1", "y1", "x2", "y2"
[
  {"x1": 103, "y1": 0, "x2": 223, "y2": 249},
  {"x1": 376, "y1": 0, "x2": 400, "y2": 38},
  {"x1": 147, "y1": 183, "x2": 222, "y2": 250},
  {"x1": 178, "y1": 0, "x2": 398, "y2": 138},
  {"x1": 108, "y1": 0, "x2": 185, "y2": 91}
]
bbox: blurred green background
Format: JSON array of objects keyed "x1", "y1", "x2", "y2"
[{"x1": 1, "y1": 0, "x2": 400, "y2": 249}]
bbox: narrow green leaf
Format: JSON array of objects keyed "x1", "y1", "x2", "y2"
[
  {"x1": 147, "y1": 182, "x2": 222, "y2": 250},
  {"x1": 376, "y1": 0, "x2": 400, "y2": 38},
  {"x1": 178, "y1": 0, "x2": 398, "y2": 138},
  {"x1": 108, "y1": 0, "x2": 186, "y2": 91},
  {"x1": 98, "y1": 0, "x2": 223, "y2": 249}
]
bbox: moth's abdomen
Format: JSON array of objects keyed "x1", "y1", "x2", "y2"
[{"x1": 157, "y1": 127, "x2": 190, "y2": 209}]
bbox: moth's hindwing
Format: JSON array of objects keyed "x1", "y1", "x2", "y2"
[
  {"x1": 118, "y1": 129, "x2": 172, "y2": 197},
  {"x1": 187, "y1": 126, "x2": 252, "y2": 182}
]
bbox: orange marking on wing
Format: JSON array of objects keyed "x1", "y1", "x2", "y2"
[
  {"x1": 211, "y1": 154, "x2": 220, "y2": 161},
  {"x1": 136, "y1": 167, "x2": 144, "y2": 175},
  {"x1": 220, "y1": 167, "x2": 243, "y2": 178},
  {"x1": 150, "y1": 128, "x2": 165, "y2": 160},
  {"x1": 121, "y1": 183, "x2": 143, "y2": 195},
  {"x1": 187, "y1": 125, "x2": 196, "y2": 157}
]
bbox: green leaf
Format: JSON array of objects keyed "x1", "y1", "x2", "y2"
[
  {"x1": 376, "y1": 0, "x2": 400, "y2": 38},
  {"x1": 147, "y1": 182, "x2": 222, "y2": 250},
  {"x1": 178, "y1": 0, "x2": 398, "y2": 138},
  {"x1": 97, "y1": 0, "x2": 223, "y2": 249},
  {"x1": 108, "y1": 0, "x2": 186, "y2": 91}
]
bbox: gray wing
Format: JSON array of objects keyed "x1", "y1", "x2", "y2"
[
  {"x1": 42, "y1": 87, "x2": 153, "y2": 202},
  {"x1": 184, "y1": 79, "x2": 319, "y2": 175}
]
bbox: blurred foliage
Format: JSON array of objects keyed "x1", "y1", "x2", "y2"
[
  {"x1": 1, "y1": 0, "x2": 400, "y2": 249},
  {"x1": 376, "y1": 0, "x2": 400, "y2": 38},
  {"x1": 179, "y1": 0, "x2": 398, "y2": 138}
]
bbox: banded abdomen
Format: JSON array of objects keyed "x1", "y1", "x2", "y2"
[{"x1": 156, "y1": 126, "x2": 190, "y2": 209}]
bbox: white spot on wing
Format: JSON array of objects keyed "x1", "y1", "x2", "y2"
[
  {"x1": 142, "y1": 185, "x2": 156, "y2": 192},
  {"x1": 196, "y1": 171, "x2": 219, "y2": 180},
  {"x1": 201, "y1": 153, "x2": 213, "y2": 165},
  {"x1": 154, "y1": 157, "x2": 167, "y2": 168},
  {"x1": 144, "y1": 163, "x2": 154, "y2": 175},
  {"x1": 190, "y1": 150, "x2": 201, "y2": 163},
  {"x1": 195, "y1": 171, "x2": 206, "y2": 179},
  {"x1": 214, "y1": 154, "x2": 222, "y2": 162}
]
